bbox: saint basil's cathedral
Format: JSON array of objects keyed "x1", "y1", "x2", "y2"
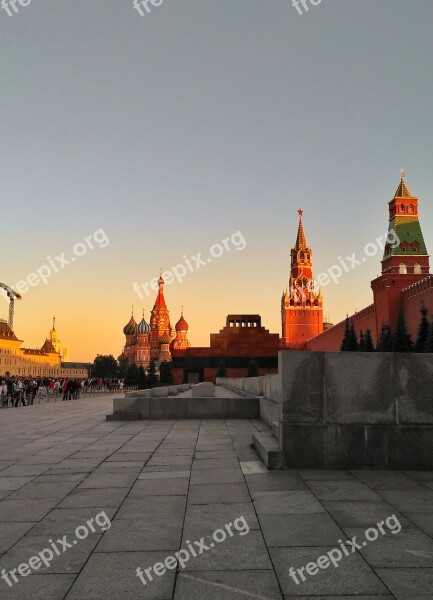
[{"x1": 121, "y1": 274, "x2": 191, "y2": 368}]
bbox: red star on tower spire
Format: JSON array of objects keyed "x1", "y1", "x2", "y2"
[{"x1": 298, "y1": 209, "x2": 303, "y2": 216}]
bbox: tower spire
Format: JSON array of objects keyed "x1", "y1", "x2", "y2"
[
  {"x1": 295, "y1": 209, "x2": 307, "y2": 250},
  {"x1": 394, "y1": 169, "x2": 412, "y2": 198}
]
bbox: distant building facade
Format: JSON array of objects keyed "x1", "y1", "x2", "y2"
[{"x1": 0, "y1": 319, "x2": 87, "y2": 378}]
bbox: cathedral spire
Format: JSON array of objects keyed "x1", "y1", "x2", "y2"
[{"x1": 154, "y1": 274, "x2": 167, "y2": 310}]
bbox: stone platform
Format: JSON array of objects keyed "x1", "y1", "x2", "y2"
[{"x1": 107, "y1": 384, "x2": 259, "y2": 421}]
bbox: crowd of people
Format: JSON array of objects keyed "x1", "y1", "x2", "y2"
[{"x1": 0, "y1": 375, "x2": 124, "y2": 408}]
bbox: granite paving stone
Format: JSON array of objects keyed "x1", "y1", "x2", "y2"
[
  {"x1": 174, "y1": 570, "x2": 283, "y2": 599},
  {"x1": 64, "y1": 552, "x2": 176, "y2": 600},
  {"x1": 271, "y1": 547, "x2": 388, "y2": 596},
  {"x1": 344, "y1": 526, "x2": 433, "y2": 567},
  {"x1": 0, "y1": 394, "x2": 431, "y2": 600},
  {"x1": 188, "y1": 483, "x2": 251, "y2": 504},
  {"x1": 57, "y1": 486, "x2": 130, "y2": 509},
  {"x1": 116, "y1": 495, "x2": 187, "y2": 519},
  {"x1": 259, "y1": 514, "x2": 345, "y2": 547},
  {"x1": 95, "y1": 517, "x2": 184, "y2": 552},
  {"x1": 2, "y1": 574, "x2": 76, "y2": 600},
  {"x1": 253, "y1": 490, "x2": 325, "y2": 515}
]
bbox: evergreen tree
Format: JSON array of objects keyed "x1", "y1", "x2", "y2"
[
  {"x1": 160, "y1": 362, "x2": 174, "y2": 384},
  {"x1": 415, "y1": 302, "x2": 429, "y2": 353},
  {"x1": 117, "y1": 355, "x2": 129, "y2": 379},
  {"x1": 125, "y1": 363, "x2": 139, "y2": 385},
  {"x1": 376, "y1": 323, "x2": 394, "y2": 352},
  {"x1": 364, "y1": 329, "x2": 375, "y2": 352},
  {"x1": 393, "y1": 308, "x2": 413, "y2": 352},
  {"x1": 341, "y1": 317, "x2": 350, "y2": 351},
  {"x1": 425, "y1": 318, "x2": 433, "y2": 353},
  {"x1": 347, "y1": 321, "x2": 358, "y2": 351},
  {"x1": 137, "y1": 366, "x2": 147, "y2": 388},
  {"x1": 358, "y1": 330, "x2": 365, "y2": 352},
  {"x1": 247, "y1": 357, "x2": 259, "y2": 377},
  {"x1": 146, "y1": 360, "x2": 159, "y2": 387},
  {"x1": 216, "y1": 359, "x2": 227, "y2": 378}
]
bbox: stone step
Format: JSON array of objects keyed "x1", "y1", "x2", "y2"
[
  {"x1": 272, "y1": 420, "x2": 280, "y2": 440},
  {"x1": 252, "y1": 429, "x2": 283, "y2": 470}
]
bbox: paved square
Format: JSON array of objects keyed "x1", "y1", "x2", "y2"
[{"x1": 0, "y1": 397, "x2": 432, "y2": 599}]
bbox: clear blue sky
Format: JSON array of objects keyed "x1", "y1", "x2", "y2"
[{"x1": 1, "y1": 0, "x2": 433, "y2": 360}]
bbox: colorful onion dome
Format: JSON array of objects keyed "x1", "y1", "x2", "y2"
[
  {"x1": 159, "y1": 332, "x2": 171, "y2": 344},
  {"x1": 136, "y1": 311, "x2": 150, "y2": 334},
  {"x1": 123, "y1": 313, "x2": 137, "y2": 335},
  {"x1": 175, "y1": 314, "x2": 189, "y2": 331},
  {"x1": 136, "y1": 318, "x2": 150, "y2": 334}
]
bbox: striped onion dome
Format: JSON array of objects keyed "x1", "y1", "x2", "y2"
[{"x1": 136, "y1": 316, "x2": 150, "y2": 334}]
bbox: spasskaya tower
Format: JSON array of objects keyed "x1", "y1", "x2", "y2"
[{"x1": 281, "y1": 210, "x2": 324, "y2": 349}]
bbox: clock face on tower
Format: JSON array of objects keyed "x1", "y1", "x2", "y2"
[{"x1": 295, "y1": 276, "x2": 306, "y2": 291}]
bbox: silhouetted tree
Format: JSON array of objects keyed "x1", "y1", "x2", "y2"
[
  {"x1": 216, "y1": 360, "x2": 227, "y2": 378},
  {"x1": 125, "y1": 363, "x2": 139, "y2": 385},
  {"x1": 415, "y1": 302, "x2": 429, "y2": 353},
  {"x1": 364, "y1": 329, "x2": 375, "y2": 352},
  {"x1": 424, "y1": 318, "x2": 433, "y2": 353},
  {"x1": 341, "y1": 317, "x2": 350, "y2": 351},
  {"x1": 376, "y1": 323, "x2": 394, "y2": 352},
  {"x1": 347, "y1": 321, "x2": 358, "y2": 351},
  {"x1": 393, "y1": 308, "x2": 413, "y2": 352},
  {"x1": 92, "y1": 354, "x2": 118, "y2": 378},
  {"x1": 117, "y1": 355, "x2": 129, "y2": 379},
  {"x1": 358, "y1": 330, "x2": 366, "y2": 352},
  {"x1": 160, "y1": 362, "x2": 174, "y2": 384},
  {"x1": 146, "y1": 360, "x2": 159, "y2": 387},
  {"x1": 137, "y1": 366, "x2": 147, "y2": 388},
  {"x1": 247, "y1": 357, "x2": 259, "y2": 377}
]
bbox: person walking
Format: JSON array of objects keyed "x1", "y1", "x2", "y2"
[
  {"x1": 36, "y1": 383, "x2": 48, "y2": 404},
  {"x1": 0, "y1": 381, "x2": 7, "y2": 408},
  {"x1": 14, "y1": 379, "x2": 26, "y2": 407},
  {"x1": 62, "y1": 379, "x2": 69, "y2": 401}
]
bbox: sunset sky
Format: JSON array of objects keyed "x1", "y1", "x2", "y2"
[{"x1": 1, "y1": 0, "x2": 433, "y2": 362}]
